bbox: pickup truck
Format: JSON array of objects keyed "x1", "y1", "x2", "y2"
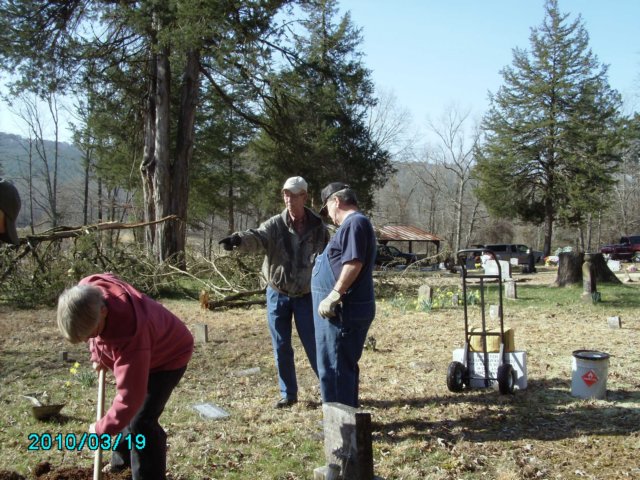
[{"x1": 599, "y1": 235, "x2": 640, "y2": 261}]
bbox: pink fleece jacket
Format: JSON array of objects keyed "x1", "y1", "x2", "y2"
[{"x1": 81, "y1": 273, "x2": 194, "y2": 435}]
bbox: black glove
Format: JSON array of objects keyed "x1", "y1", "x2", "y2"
[{"x1": 219, "y1": 234, "x2": 241, "y2": 251}]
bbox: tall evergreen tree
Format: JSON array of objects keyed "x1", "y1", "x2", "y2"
[
  {"x1": 474, "y1": 0, "x2": 622, "y2": 256},
  {"x1": 253, "y1": 0, "x2": 393, "y2": 210}
]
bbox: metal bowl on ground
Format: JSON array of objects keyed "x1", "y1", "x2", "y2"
[{"x1": 32, "y1": 403, "x2": 66, "y2": 420}]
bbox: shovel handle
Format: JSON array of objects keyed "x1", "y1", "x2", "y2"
[{"x1": 93, "y1": 369, "x2": 106, "y2": 480}]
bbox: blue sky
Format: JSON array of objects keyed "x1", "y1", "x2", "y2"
[
  {"x1": 1, "y1": 1, "x2": 638, "y2": 142},
  {"x1": 338, "y1": 0, "x2": 640, "y2": 126}
]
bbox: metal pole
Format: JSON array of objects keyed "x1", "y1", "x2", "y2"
[{"x1": 93, "y1": 369, "x2": 106, "y2": 480}]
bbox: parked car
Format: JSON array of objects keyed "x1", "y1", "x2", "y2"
[
  {"x1": 480, "y1": 244, "x2": 543, "y2": 265},
  {"x1": 375, "y1": 244, "x2": 417, "y2": 266},
  {"x1": 600, "y1": 235, "x2": 640, "y2": 261}
]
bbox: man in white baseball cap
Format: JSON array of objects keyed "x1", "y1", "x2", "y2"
[
  {"x1": 281, "y1": 176, "x2": 307, "y2": 195},
  {"x1": 219, "y1": 176, "x2": 329, "y2": 408},
  {"x1": 0, "y1": 178, "x2": 21, "y2": 246}
]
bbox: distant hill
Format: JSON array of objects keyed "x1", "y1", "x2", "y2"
[{"x1": 0, "y1": 131, "x2": 83, "y2": 181}]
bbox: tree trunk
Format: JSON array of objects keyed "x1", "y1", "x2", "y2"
[
  {"x1": 171, "y1": 49, "x2": 200, "y2": 269},
  {"x1": 555, "y1": 251, "x2": 621, "y2": 286},
  {"x1": 543, "y1": 197, "x2": 554, "y2": 258},
  {"x1": 141, "y1": 47, "x2": 158, "y2": 251},
  {"x1": 141, "y1": 30, "x2": 198, "y2": 267},
  {"x1": 590, "y1": 253, "x2": 622, "y2": 284},
  {"x1": 153, "y1": 46, "x2": 172, "y2": 263},
  {"x1": 555, "y1": 252, "x2": 584, "y2": 286}
]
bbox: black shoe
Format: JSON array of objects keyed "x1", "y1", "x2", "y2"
[{"x1": 274, "y1": 397, "x2": 297, "y2": 408}]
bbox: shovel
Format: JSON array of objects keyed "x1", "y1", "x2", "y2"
[{"x1": 93, "y1": 369, "x2": 106, "y2": 480}]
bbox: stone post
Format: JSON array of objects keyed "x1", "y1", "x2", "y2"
[
  {"x1": 315, "y1": 403, "x2": 377, "y2": 480},
  {"x1": 581, "y1": 253, "x2": 598, "y2": 302},
  {"x1": 194, "y1": 324, "x2": 209, "y2": 343}
]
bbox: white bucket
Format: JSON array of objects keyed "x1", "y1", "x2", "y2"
[{"x1": 571, "y1": 350, "x2": 610, "y2": 399}]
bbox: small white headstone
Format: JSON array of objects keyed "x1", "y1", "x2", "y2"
[
  {"x1": 484, "y1": 260, "x2": 512, "y2": 280},
  {"x1": 607, "y1": 316, "x2": 622, "y2": 329},
  {"x1": 607, "y1": 260, "x2": 621, "y2": 272},
  {"x1": 417, "y1": 284, "x2": 433, "y2": 304}
]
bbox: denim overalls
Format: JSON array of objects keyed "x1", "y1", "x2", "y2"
[{"x1": 311, "y1": 213, "x2": 376, "y2": 407}]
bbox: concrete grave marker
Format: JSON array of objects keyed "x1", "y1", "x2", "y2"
[
  {"x1": 192, "y1": 403, "x2": 229, "y2": 420},
  {"x1": 483, "y1": 260, "x2": 512, "y2": 281},
  {"x1": 607, "y1": 316, "x2": 622, "y2": 329},
  {"x1": 314, "y1": 403, "x2": 377, "y2": 480},
  {"x1": 581, "y1": 254, "x2": 598, "y2": 302},
  {"x1": 417, "y1": 284, "x2": 433, "y2": 305},
  {"x1": 194, "y1": 323, "x2": 209, "y2": 343},
  {"x1": 505, "y1": 279, "x2": 517, "y2": 299},
  {"x1": 607, "y1": 259, "x2": 621, "y2": 272}
]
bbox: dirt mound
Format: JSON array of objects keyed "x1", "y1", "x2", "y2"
[
  {"x1": 0, "y1": 471, "x2": 25, "y2": 480},
  {"x1": 0, "y1": 462, "x2": 132, "y2": 480}
]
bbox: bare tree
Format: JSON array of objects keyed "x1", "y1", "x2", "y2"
[
  {"x1": 423, "y1": 106, "x2": 480, "y2": 251},
  {"x1": 8, "y1": 92, "x2": 64, "y2": 228},
  {"x1": 367, "y1": 87, "x2": 419, "y2": 162}
]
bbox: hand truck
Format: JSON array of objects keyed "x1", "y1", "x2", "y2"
[{"x1": 446, "y1": 249, "x2": 517, "y2": 394}]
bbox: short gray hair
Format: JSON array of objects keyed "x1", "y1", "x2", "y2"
[
  {"x1": 333, "y1": 187, "x2": 358, "y2": 207},
  {"x1": 57, "y1": 285, "x2": 104, "y2": 344}
]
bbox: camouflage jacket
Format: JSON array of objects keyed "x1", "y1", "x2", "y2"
[{"x1": 236, "y1": 207, "x2": 329, "y2": 296}]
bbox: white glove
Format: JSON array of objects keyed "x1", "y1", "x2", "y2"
[{"x1": 318, "y1": 289, "x2": 342, "y2": 318}]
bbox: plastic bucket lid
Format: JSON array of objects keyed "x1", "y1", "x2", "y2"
[{"x1": 572, "y1": 350, "x2": 610, "y2": 361}]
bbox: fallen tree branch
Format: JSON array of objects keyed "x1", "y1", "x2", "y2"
[
  {"x1": 20, "y1": 215, "x2": 180, "y2": 244},
  {"x1": 201, "y1": 288, "x2": 266, "y2": 310}
]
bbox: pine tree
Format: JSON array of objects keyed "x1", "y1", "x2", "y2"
[
  {"x1": 253, "y1": 0, "x2": 393, "y2": 209},
  {"x1": 475, "y1": 0, "x2": 623, "y2": 256}
]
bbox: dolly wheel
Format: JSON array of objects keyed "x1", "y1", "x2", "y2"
[
  {"x1": 497, "y1": 364, "x2": 516, "y2": 394},
  {"x1": 447, "y1": 361, "x2": 466, "y2": 392}
]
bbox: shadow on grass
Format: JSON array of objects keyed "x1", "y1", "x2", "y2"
[{"x1": 366, "y1": 378, "x2": 640, "y2": 444}]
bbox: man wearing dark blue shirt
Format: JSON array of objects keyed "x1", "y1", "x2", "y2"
[{"x1": 311, "y1": 182, "x2": 376, "y2": 407}]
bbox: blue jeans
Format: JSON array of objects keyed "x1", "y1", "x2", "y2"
[{"x1": 266, "y1": 286, "x2": 318, "y2": 399}]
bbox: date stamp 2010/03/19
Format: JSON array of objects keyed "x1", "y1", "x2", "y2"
[{"x1": 27, "y1": 432, "x2": 146, "y2": 451}]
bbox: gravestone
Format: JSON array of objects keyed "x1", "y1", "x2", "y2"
[
  {"x1": 417, "y1": 284, "x2": 433, "y2": 305},
  {"x1": 489, "y1": 304, "x2": 502, "y2": 319},
  {"x1": 606, "y1": 259, "x2": 621, "y2": 272},
  {"x1": 607, "y1": 316, "x2": 622, "y2": 329},
  {"x1": 581, "y1": 254, "x2": 598, "y2": 302},
  {"x1": 505, "y1": 279, "x2": 517, "y2": 299},
  {"x1": 314, "y1": 403, "x2": 376, "y2": 480},
  {"x1": 465, "y1": 257, "x2": 476, "y2": 270},
  {"x1": 483, "y1": 260, "x2": 512, "y2": 281},
  {"x1": 451, "y1": 293, "x2": 459, "y2": 306},
  {"x1": 194, "y1": 324, "x2": 209, "y2": 343}
]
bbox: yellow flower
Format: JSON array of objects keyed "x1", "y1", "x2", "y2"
[
  {"x1": 70, "y1": 367, "x2": 78, "y2": 375},
  {"x1": 73, "y1": 362, "x2": 80, "y2": 368}
]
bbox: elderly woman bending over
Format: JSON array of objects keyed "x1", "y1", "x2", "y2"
[{"x1": 57, "y1": 273, "x2": 193, "y2": 480}]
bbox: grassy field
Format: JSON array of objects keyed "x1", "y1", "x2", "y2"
[{"x1": 1, "y1": 267, "x2": 639, "y2": 479}]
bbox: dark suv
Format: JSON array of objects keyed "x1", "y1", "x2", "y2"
[{"x1": 376, "y1": 244, "x2": 417, "y2": 266}]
